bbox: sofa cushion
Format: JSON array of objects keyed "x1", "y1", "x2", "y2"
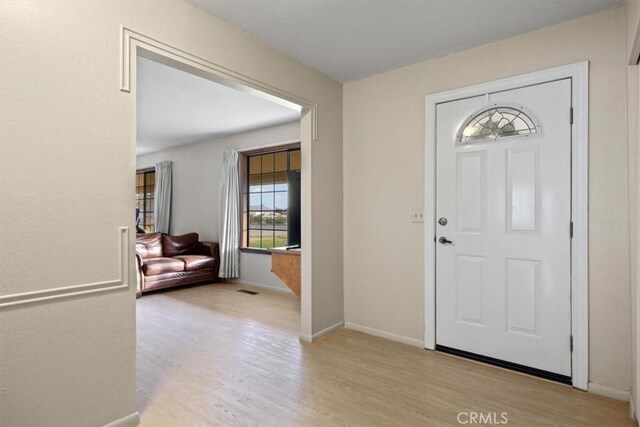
[
  {"x1": 142, "y1": 257, "x2": 185, "y2": 275},
  {"x1": 136, "y1": 233, "x2": 163, "y2": 259},
  {"x1": 162, "y1": 232, "x2": 199, "y2": 257},
  {"x1": 173, "y1": 255, "x2": 216, "y2": 271}
]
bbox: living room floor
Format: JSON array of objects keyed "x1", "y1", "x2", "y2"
[{"x1": 137, "y1": 283, "x2": 632, "y2": 426}]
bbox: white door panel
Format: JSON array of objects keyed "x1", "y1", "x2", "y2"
[{"x1": 435, "y1": 79, "x2": 572, "y2": 376}]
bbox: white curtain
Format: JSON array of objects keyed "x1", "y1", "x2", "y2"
[
  {"x1": 218, "y1": 149, "x2": 240, "y2": 279},
  {"x1": 219, "y1": 149, "x2": 240, "y2": 278},
  {"x1": 154, "y1": 161, "x2": 172, "y2": 234}
]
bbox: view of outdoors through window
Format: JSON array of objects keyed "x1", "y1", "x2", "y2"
[
  {"x1": 245, "y1": 149, "x2": 301, "y2": 249},
  {"x1": 136, "y1": 170, "x2": 155, "y2": 233}
]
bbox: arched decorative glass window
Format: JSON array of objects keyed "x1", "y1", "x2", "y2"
[{"x1": 457, "y1": 104, "x2": 542, "y2": 145}]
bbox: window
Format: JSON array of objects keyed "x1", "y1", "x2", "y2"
[
  {"x1": 136, "y1": 169, "x2": 155, "y2": 233},
  {"x1": 243, "y1": 147, "x2": 301, "y2": 250},
  {"x1": 458, "y1": 105, "x2": 540, "y2": 144}
]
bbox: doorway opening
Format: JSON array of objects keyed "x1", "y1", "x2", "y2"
[
  {"x1": 130, "y1": 40, "x2": 315, "y2": 419},
  {"x1": 120, "y1": 28, "x2": 318, "y2": 340}
]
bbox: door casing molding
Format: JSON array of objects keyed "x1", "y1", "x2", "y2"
[{"x1": 424, "y1": 62, "x2": 589, "y2": 390}]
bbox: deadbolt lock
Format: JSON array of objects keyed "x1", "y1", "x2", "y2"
[{"x1": 438, "y1": 217, "x2": 448, "y2": 226}]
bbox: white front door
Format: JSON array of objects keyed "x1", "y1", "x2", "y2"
[{"x1": 435, "y1": 79, "x2": 572, "y2": 377}]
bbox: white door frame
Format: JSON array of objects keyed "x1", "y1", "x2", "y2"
[{"x1": 424, "y1": 62, "x2": 589, "y2": 390}]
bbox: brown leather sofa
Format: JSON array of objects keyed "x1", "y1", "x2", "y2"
[{"x1": 135, "y1": 232, "x2": 220, "y2": 296}]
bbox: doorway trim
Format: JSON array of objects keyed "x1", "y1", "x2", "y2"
[
  {"x1": 119, "y1": 26, "x2": 318, "y2": 341},
  {"x1": 423, "y1": 62, "x2": 589, "y2": 390}
]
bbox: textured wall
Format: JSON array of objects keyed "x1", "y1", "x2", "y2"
[
  {"x1": 625, "y1": 0, "x2": 640, "y2": 416},
  {"x1": 0, "y1": 1, "x2": 342, "y2": 425}
]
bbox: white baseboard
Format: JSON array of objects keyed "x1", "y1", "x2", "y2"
[
  {"x1": 588, "y1": 382, "x2": 630, "y2": 402},
  {"x1": 344, "y1": 322, "x2": 424, "y2": 348},
  {"x1": 103, "y1": 412, "x2": 140, "y2": 427},
  {"x1": 313, "y1": 321, "x2": 344, "y2": 340},
  {"x1": 299, "y1": 333, "x2": 312, "y2": 342},
  {"x1": 345, "y1": 321, "x2": 424, "y2": 348},
  {"x1": 225, "y1": 279, "x2": 290, "y2": 293},
  {"x1": 299, "y1": 321, "x2": 345, "y2": 342}
]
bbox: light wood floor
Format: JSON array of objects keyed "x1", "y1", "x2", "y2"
[{"x1": 137, "y1": 283, "x2": 632, "y2": 426}]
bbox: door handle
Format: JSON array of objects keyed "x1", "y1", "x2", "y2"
[{"x1": 438, "y1": 236, "x2": 453, "y2": 245}]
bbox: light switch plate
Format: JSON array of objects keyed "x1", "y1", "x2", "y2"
[{"x1": 412, "y1": 209, "x2": 424, "y2": 223}]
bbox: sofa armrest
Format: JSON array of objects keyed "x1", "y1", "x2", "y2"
[
  {"x1": 195, "y1": 241, "x2": 220, "y2": 278},
  {"x1": 135, "y1": 253, "x2": 144, "y2": 268},
  {"x1": 195, "y1": 241, "x2": 219, "y2": 257},
  {"x1": 134, "y1": 253, "x2": 144, "y2": 295}
]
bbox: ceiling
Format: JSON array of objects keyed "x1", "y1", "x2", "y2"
[
  {"x1": 136, "y1": 56, "x2": 300, "y2": 155},
  {"x1": 189, "y1": 0, "x2": 622, "y2": 82}
]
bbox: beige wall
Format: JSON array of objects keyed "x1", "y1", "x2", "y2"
[
  {"x1": 626, "y1": 0, "x2": 640, "y2": 418},
  {"x1": 628, "y1": 0, "x2": 640, "y2": 63},
  {"x1": 344, "y1": 7, "x2": 630, "y2": 393},
  {"x1": 136, "y1": 121, "x2": 301, "y2": 291},
  {"x1": 0, "y1": 1, "x2": 342, "y2": 426}
]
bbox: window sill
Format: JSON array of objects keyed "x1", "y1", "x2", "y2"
[{"x1": 240, "y1": 247, "x2": 271, "y2": 255}]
